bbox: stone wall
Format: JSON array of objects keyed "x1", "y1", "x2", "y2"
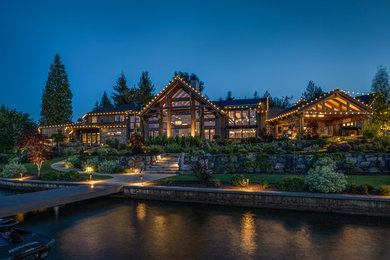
[
  {"x1": 117, "y1": 154, "x2": 158, "y2": 172},
  {"x1": 100, "y1": 128, "x2": 127, "y2": 144},
  {"x1": 123, "y1": 185, "x2": 390, "y2": 217},
  {"x1": 180, "y1": 153, "x2": 390, "y2": 174}
]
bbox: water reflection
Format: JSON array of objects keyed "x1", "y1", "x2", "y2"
[
  {"x1": 13, "y1": 198, "x2": 390, "y2": 260},
  {"x1": 240, "y1": 212, "x2": 256, "y2": 256},
  {"x1": 136, "y1": 203, "x2": 146, "y2": 221}
]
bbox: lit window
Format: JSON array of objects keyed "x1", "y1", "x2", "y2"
[{"x1": 91, "y1": 116, "x2": 97, "y2": 123}]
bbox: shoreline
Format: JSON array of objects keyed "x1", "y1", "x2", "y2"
[{"x1": 1, "y1": 177, "x2": 390, "y2": 217}]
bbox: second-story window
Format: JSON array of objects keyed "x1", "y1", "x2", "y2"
[
  {"x1": 115, "y1": 115, "x2": 124, "y2": 122},
  {"x1": 91, "y1": 116, "x2": 97, "y2": 123}
]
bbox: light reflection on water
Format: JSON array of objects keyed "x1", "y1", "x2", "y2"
[{"x1": 0, "y1": 192, "x2": 388, "y2": 260}]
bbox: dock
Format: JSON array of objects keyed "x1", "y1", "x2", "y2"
[{"x1": 0, "y1": 185, "x2": 123, "y2": 218}]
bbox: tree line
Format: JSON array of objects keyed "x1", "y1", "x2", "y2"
[{"x1": 221, "y1": 80, "x2": 325, "y2": 108}]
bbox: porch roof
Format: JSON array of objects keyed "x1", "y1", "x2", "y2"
[{"x1": 266, "y1": 89, "x2": 371, "y2": 123}]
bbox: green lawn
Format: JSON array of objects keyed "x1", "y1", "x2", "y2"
[
  {"x1": 1, "y1": 157, "x2": 112, "y2": 181},
  {"x1": 0, "y1": 157, "x2": 66, "y2": 175},
  {"x1": 80, "y1": 173, "x2": 112, "y2": 180},
  {"x1": 157, "y1": 174, "x2": 390, "y2": 188}
]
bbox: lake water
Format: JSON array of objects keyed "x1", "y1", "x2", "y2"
[{"x1": 1, "y1": 189, "x2": 390, "y2": 259}]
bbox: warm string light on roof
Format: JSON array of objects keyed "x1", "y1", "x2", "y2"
[
  {"x1": 266, "y1": 89, "x2": 370, "y2": 122},
  {"x1": 139, "y1": 76, "x2": 226, "y2": 115}
]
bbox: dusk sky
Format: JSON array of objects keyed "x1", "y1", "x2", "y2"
[{"x1": 1, "y1": 0, "x2": 390, "y2": 121}]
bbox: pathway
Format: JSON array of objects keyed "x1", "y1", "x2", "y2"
[{"x1": 51, "y1": 160, "x2": 176, "y2": 186}]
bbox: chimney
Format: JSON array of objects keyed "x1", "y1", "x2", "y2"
[{"x1": 189, "y1": 74, "x2": 200, "y2": 91}]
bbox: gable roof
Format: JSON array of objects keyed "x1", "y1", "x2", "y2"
[
  {"x1": 267, "y1": 89, "x2": 371, "y2": 122},
  {"x1": 139, "y1": 76, "x2": 225, "y2": 115}
]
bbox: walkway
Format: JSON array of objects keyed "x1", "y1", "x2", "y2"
[
  {"x1": 51, "y1": 161, "x2": 176, "y2": 186},
  {"x1": 0, "y1": 185, "x2": 122, "y2": 218}
]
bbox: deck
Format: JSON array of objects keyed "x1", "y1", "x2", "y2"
[{"x1": 0, "y1": 185, "x2": 123, "y2": 218}]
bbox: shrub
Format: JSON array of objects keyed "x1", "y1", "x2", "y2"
[
  {"x1": 213, "y1": 179, "x2": 221, "y2": 188},
  {"x1": 81, "y1": 158, "x2": 99, "y2": 172},
  {"x1": 346, "y1": 183, "x2": 375, "y2": 195},
  {"x1": 230, "y1": 174, "x2": 248, "y2": 187},
  {"x1": 41, "y1": 170, "x2": 80, "y2": 181},
  {"x1": 243, "y1": 157, "x2": 255, "y2": 172},
  {"x1": 304, "y1": 157, "x2": 348, "y2": 193},
  {"x1": 259, "y1": 180, "x2": 269, "y2": 190},
  {"x1": 65, "y1": 155, "x2": 81, "y2": 169},
  {"x1": 190, "y1": 157, "x2": 214, "y2": 183},
  {"x1": 255, "y1": 154, "x2": 269, "y2": 172},
  {"x1": 2, "y1": 162, "x2": 27, "y2": 178},
  {"x1": 98, "y1": 160, "x2": 119, "y2": 173},
  {"x1": 362, "y1": 123, "x2": 380, "y2": 139},
  {"x1": 130, "y1": 132, "x2": 146, "y2": 154},
  {"x1": 147, "y1": 145, "x2": 164, "y2": 154},
  {"x1": 164, "y1": 143, "x2": 183, "y2": 153},
  {"x1": 327, "y1": 144, "x2": 338, "y2": 153},
  {"x1": 62, "y1": 147, "x2": 76, "y2": 156},
  {"x1": 378, "y1": 185, "x2": 390, "y2": 196},
  {"x1": 337, "y1": 143, "x2": 352, "y2": 152},
  {"x1": 278, "y1": 177, "x2": 305, "y2": 192},
  {"x1": 96, "y1": 147, "x2": 109, "y2": 157}
]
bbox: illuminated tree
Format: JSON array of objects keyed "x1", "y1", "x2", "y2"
[
  {"x1": 20, "y1": 131, "x2": 49, "y2": 177},
  {"x1": 371, "y1": 66, "x2": 390, "y2": 128}
]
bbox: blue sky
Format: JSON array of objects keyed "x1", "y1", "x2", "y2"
[{"x1": 1, "y1": 0, "x2": 389, "y2": 121}]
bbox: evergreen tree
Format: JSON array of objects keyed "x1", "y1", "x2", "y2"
[
  {"x1": 112, "y1": 72, "x2": 131, "y2": 105},
  {"x1": 93, "y1": 101, "x2": 100, "y2": 111},
  {"x1": 263, "y1": 91, "x2": 292, "y2": 108},
  {"x1": 302, "y1": 81, "x2": 324, "y2": 100},
  {"x1": 226, "y1": 91, "x2": 234, "y2": 101},
  {"x1": 137, "y1": 71, "x2": 155, "y2": 104},
  {"x1": 100, "y1": 91, "x2": 112, "y2": 108},
  {"x1": 254, "y1": 91, "x2": 259, "y2": 99},
  {"x1": 0, "y1": 105, "x2": 36, "y2": 152},
  {"x1": 40, "y1": 54, "x2": 73, "y2": 125},
  {"x1": 174, "y1": 71, "x2": 205, "y2": 92},
  {"x1": 371, "y1": 66, "x2": 390, "y2": 127}
]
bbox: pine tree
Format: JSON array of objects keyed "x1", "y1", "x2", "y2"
[
  {"x1": 254, "y1": 91, "x2": 259, "y2": 99},
  {"x1": 100, "y1": 91, "x2": 112, "y2": 108},
  {"x1": 302, "y1": 81, "x2": 324, "y2": 100},
  {"x1": 226, "y1": 91, "x2": 234, "y2": 101},
  {"x1": 93, "y1": 101, "x2": 100, "y2": 111},
  {"x1": 137, "y1": 71, "x2": 155, "y2": 104},
  {"x1": 112, "y1": 72, "x2": 130, "y2": 105},
  {"x1": 40, "y1": 54, "x2": 73, "y2": 125},
  {"x1": 371, "y1": 66, "x2": 390, "y2": 127}
]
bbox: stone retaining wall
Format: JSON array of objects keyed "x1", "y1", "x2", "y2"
[
  {"x1": 179, "y1": 153, "x2": 390, "y2": 174},
  {"x1": 123, "y1": 185, "x2": 390, "y2": 217},
  {"x1": 0, "y1": 178, "x2": 82, "y2": 191},
  {"x1": 118, "y1": 154, "x2": 159, "y2": 170}
]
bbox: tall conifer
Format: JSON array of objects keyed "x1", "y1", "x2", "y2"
[{"x1": 40, "y1": 54, "x2": 73, "y2": 125}]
